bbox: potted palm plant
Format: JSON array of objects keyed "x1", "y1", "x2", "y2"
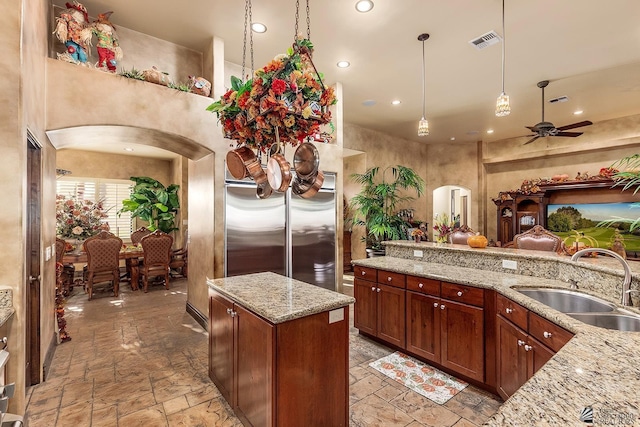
[{"x1": 349, "y1": 165, "x2": 425, "y2": 257}]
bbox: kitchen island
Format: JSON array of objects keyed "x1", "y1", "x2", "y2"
[
  {"x1": 353, "y1": 241, "x2": 640, "y2": 426},
  {"x1": 207, "y1": 272, "x2": 355, "y2": 427}
]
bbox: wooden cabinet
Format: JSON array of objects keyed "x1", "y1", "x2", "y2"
[
  {"x1": 209, "y1": 289, "x2": 349, "y2": 426},
  {"x1": 493, "y1": 193, "x2": 547, "y2": 245},
  {"x1": 496, "y1": 294, "x2": 573, "y2": 400},
  {"x1": 354, "y1": 266, "x2": 406, "y2": 348},
  {"x1": 405, "y1": 280, "x2": 485, "y2": 382},
  {"x1": 209, "y1": 291, "x2": 275, "y2": 426}
]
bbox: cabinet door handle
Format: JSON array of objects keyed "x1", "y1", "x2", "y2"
[
  {"x1": 517, "y1": 339, "x2": 525, "y2": 346},
  {"x1": 433, "y1": 302, "x2": 439, "y2": 308},
  {"x1": 440, "y1": 304, "x2": 445, "y2": 310},
  {"x1": 543, "y1": 331, "x2": 553, "y2": 338},
  {"x1": 376, "y1": 288, "x2": 381, "y2": 293},
  {"x1": 371, "y1": 286, "x2": 376, "y2": 291},
  {"x1": 457, "y1": 291, "x2": 463, "y2": 297},
  {"x1": 524, "y1": 345, "x2": 532, "y2": 352},
  {"x1": 230, "y1": 311, "x2": 237, "y2": 318},
  {"x1": 419, "y1": 283, "x2": 424, "y2": 288},
  {"x1": 387, "y1": 277, "x2": 392, "y2": 282},
  {"x1": 361, "y1": 271, "x2": 366, "y2": 276},
  {"x1": 505, "y1": 308, "x2": 514, "y2": 314},
  {"x1": 226, "y1": 308, "x2": 232, "y2": 315}
]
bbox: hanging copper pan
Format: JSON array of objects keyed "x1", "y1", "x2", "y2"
[
  {"x1": 245, "y1": 155, "x2": 267, "y2": 185},
  {"x1": 266, "y1": 154, "x2": 292, "y2": 192},
  {"x1": 292, "y1": 170, "x2": 324, "y2": 199},
  {"x1": 256, "y1": 181, "x2": 273, "y2": 199},
  {"x1": 293, "y1": 142, "x2": 319, "y2": 181},
  {"x1": 226, "y1": 146, "x2": 255, "y2": 180}
]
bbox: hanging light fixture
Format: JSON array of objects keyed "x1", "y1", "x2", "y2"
[
  {"x1": 495, "y1": 0, "x2": 510, "y2": 117},
  {"x1": 418, "y1": 33, "x2": 429, "y2": 137}
]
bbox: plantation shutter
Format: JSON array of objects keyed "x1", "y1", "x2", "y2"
[{"x1": 56, "y1": 178, "x2": 134, "y2": 241}]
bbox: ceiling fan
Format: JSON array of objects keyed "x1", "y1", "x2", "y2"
[{"x1": 522, "y1": 80, "x2": 593, "y2": 145}]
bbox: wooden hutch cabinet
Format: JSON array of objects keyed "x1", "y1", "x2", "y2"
[{"x1": 493, "y1": 177, "x2": 627, "y2": 246}]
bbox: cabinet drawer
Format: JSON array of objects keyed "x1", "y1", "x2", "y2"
[
  {"x1": 528, "y1": 312, "x2": 574, "y2": 353},
  {"x1": 496, "y1": 294, "x2": 528, "y2": 330},
  {"x1": 354, "y1": 266, "x2": 377, "y2": 282},
  {"x1": 378, "y1": 270, "x2": 406, "y2": 289},
  {"x1": 407, "y1": 276, "x2": 440, "y2": 296},
  {"x1": 441, "y1": 282, "x2": 484, "y2": 307}
]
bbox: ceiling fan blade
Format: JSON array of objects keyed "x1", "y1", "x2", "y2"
[
  {"x1": 523, "y1": 136, "x2": 540, "y2": 145},
  {"x1": 525, "y1": 126, "x2": 536, "y2": 131},
  {"x1": 556, "y1": 120, "x2": 593, "y2": 131},
  {"x1": 555, "y1": 131, "x2": 583, "y2": 137}
]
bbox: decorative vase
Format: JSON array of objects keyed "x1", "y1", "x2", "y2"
[
  {"x1": 435, "y1": 234, "x2": 449, "y2": 244},
  {"x1": 66, "y1": 238, "x2": 85, "y2": 254}
]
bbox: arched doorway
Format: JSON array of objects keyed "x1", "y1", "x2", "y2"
[{"x1": 432, "y1": 185, "x2": 472, "y2": 230}]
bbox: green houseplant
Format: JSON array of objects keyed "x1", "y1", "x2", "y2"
[
  {"x1": 350, "y1": 165, "x2": 425, "y2": 254},
  {"x1": 119, "y1": 176, "x2": 180, "y2": 233}
]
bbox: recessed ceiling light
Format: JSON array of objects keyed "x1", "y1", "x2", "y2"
[
  {"x1": 574, "y1": 110, "x2": 583, "y2": 115},
  {"x1": 362, "y1": 99, "x2": 376, "y2": 106},
  {"x1": 355, "y1": 0, "x2": 374, "y2": 13},
  {"x1": 124, "y1": 147, "x2": 134, "y2": 152},
  {"x1": 251, "y1": 22, "x2": 267, "y2": 33},
  {"x1": 487, "y1": 129, "x2": 494, "y2": 134},
  {"x1": 336, "y1": 61, "x2": 350, "y2": 68},
  {"x1": 391, "y1": 100, "x2": 401, "y2": 105},
  {"x1": 450, "y1": 137, "x2": 456, "y2": 141}
]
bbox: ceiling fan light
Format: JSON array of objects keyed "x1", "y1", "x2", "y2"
[
  {"x1": 418, "y1": 118, "x2": 429, "y2": 136},
  {"x1": 495, "y1": 93, "x2": 511, "y2": 117}
]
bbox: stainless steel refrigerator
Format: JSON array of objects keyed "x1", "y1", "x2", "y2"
[{"x1": 224, "y1": 172, "x2": 336, "y2": 290}]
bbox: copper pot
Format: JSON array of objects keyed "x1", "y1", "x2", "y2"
[
  {"x1": 226, "y1": 146, "x2": 267, "y2": 185},
  {"x1": 293, "y1": 142, "x2": 319, "y2": 180},
  {"x1": 292, "y1": 170, "x2": 324, "y2": 199},
  {"x1": 266, "y1": 154, "x2": 292, "y2": 192},
  {"x1": 256, "y1": 181, "x2": 273, "y2": 199}
]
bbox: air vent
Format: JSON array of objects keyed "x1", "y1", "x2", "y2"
[
  {"x1": 468, "y1": 31, "x2": 501, "y2": 50},
  {"x1": 548, "y1": 96, "x2": 569, "y2": 104}
]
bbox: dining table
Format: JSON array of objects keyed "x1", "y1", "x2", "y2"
[{"x1": 62, "y1": 247, "x2": 144, "y2": 291}]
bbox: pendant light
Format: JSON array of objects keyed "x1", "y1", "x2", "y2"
[
  {"x1": 418, "y1": 33, "x2": 429, "y2": 137},
  {"x1": 495, "y1": 0, "x2": 510, "y2": 116}
]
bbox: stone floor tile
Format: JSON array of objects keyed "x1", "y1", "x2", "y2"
[
  {"x1": 117, "y1": 391, "x2": 157, "y2": 417},
  {"x1": 166, "y1": 398, "x2": 244, "y2": 427},
  {"x1": 56, "y1": 400, "x2": 93, "y2": 427},
  {"x1": 91, "y1": 404, "x2": 118, "y2": 427},
  {"x1": 452, "y1": 417, "x2": 479, "y2": 427},
  {"x1": 24, "y1": 408, "x2": 58, "y2": 427},
  {"x1": 184, "y1": 384, "x2": 222, "y2": 407},
  {"x1": 163, "y1": 395, "x2": 190, "y2": 415},
  {"x1": 374, "y1": 384, "x2": 406, "y2": 402},
  {"x1": 117, "y1": 403, "x2": 168, "y2": 427},
  {"x1": 350, "y1": 394, "x2": 414, "y2": 427},
  {"x1": 350, "y1": 374, "x2": 388, "y2": 403},
  {"x1": 60, "y1": 380, "x2": 94, "y2": 407}
]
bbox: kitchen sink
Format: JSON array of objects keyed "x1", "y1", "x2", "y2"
[
  {"x1": 567, "y1": 313, "x2": 640, "y2": 332},
  {"x1": 516, "y1": 288, "x2": 617, "y2": 313}
]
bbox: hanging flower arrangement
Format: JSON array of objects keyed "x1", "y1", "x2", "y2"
[
  {"x1": 56, "y1": 195, "x2": 109, "y2": 240},
  {"x1": 207, "y1": 37, "x2": 337, "y2": 152}
]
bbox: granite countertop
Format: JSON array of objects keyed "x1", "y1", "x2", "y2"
[
  {"x1": 0, "y1": 289, "x2": 14, "y2": 327},
  {"x1": 352, "y1": 256, "x2": 640, "y2": 426},
  {"x1": 207, "y1": 272, "x2": 355, "y2": 324}
]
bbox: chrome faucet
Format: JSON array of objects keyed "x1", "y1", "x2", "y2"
[{"x1": 570, "y1": 248, "x2": 633, "y2": 306}]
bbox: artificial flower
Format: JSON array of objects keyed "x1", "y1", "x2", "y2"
[{"x1": 56, "y1": 195, "x2": 109, "y2": 240}]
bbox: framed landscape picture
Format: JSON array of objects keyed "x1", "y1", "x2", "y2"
[{"x1": 547, "y1": 202, "x2": 640, "y2": 259}]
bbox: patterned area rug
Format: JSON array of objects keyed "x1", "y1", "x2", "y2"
[{"x1": 369, "y1": 351, "x2": 468, "y2": 404}]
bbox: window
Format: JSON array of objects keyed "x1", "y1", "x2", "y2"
[{"x1": 57, "y1": 177, "x2": 134, "y2": 241}]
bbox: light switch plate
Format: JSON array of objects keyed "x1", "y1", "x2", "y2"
[
  {"x1": 502, "y1": 259, "x2": 517, "y2": 270},
  {"x1": 45, "y1": 246, "x2": 51, "y2": 261},
  {"x1": 413, "y1": 250, "x2": 423, "y2": 257}
]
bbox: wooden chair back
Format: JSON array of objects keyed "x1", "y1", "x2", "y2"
[
  {"x1": 55, "y1": 237, "x2": 66, "y2": 263},
  {"x1": 83, "y1": 231, "x2": 123, "y2": 299},
  {"x1": 140, "y1": 230, "x2": 174, "y2": 292},
  {"x1": 513, "y1": 225, "x2": 564, "y2": 253},
  {"x1": 131, "y1": 226, "x2": 152, "y2": 245}
]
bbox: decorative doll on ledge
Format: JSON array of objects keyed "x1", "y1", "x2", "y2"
[
  {"x1": 91, "y1": 11, "x2": 123, "y2": 73},
  {"x1": 54, "y1": 1, "x2": 92, "y2": 65}
]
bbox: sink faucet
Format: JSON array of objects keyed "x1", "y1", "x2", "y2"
[{"x1": 570, "y1": 248, "x2": 633, "y2": 306}]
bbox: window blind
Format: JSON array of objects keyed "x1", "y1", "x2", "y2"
[{"x1": 57, "y1": 177, "x2": 134, "y2": 241}]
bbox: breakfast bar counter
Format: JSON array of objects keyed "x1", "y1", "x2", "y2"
[{"x1": 353, "y1": 242, "x2": 640, "y2": 426}]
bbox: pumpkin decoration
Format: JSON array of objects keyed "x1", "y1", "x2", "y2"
[{"x1": 467, "y1": 234, "x2": 488, "y2": 249}]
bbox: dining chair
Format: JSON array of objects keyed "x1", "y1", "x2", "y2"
[
  {"x1": 55, "y1": 237, "x2": 76, "y2": 295},
  {"x1": 448, "y1": 225, "x2": 476, "y2": 245},
  {"x1": 169, "y1": 243, "x2": 188, "y2": 278},
  {"x1": 83, "y1": 231, "x2": 123, "y2": 300},
  {"x1": 139, "y1": 230, "x2": 174, "y2": 293},
  {"x1": 130, "y1": 226, "x2": 152, "y2": 245},
  {"x1": 512, "y1": 225, "x2": 564, "y2": 253}
]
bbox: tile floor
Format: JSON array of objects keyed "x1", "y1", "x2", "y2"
[{"x1": 25, "y1": 277, "x2": 502, "y2": 426}]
